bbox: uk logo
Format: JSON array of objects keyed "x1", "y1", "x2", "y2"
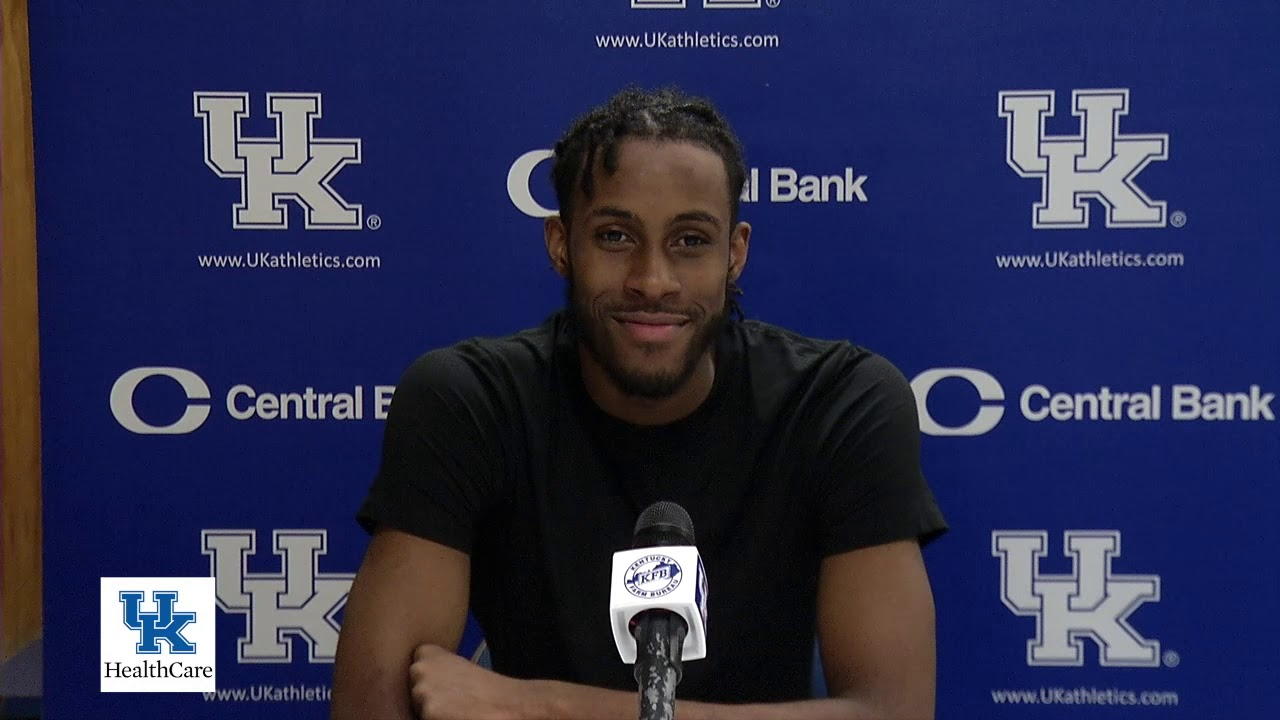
[
  {"x1": 202, "y1": 529, "x2": 354, "y2": 663},
  {"x1": 631, "y1": 1, "x2": 763, "y2": 8},
  {"x1": 999, "y1": 89, "x2": 1168, "y2": 229},
  {"x1": 993, "y1": 530, "x2": 1161, "y2": 667},
  {"x1": 120, "y1": 590, "x2": 198, "y2": 654},
  {"x1": 193, "y1": 92, "x2": 363, "y2": 230},
  {"x1": 100, "y1": 577, "x2": 216, "y2": 692}
]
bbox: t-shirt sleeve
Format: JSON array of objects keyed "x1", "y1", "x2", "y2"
[
  {"x1": 812, "y1": 352, "x2": 947, "y2": 557},
  {"x1": 356, "y1": 348, "x2": 506, "y2": 554}
]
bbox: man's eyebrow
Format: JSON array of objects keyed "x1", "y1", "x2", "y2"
[
  {"x1": 669, "y1": 210, "x2": 722, "y2": 231},
  {"x1": 586, "y1": 206, "x2": 637, "y2": 221},
  {"x1": 586, "y1": 206, "x2": 723, "y2": 231}
]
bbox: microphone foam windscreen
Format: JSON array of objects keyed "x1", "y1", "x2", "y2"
[{"x1": 634, "y1": 501, "x2": 695, "y2": 545}]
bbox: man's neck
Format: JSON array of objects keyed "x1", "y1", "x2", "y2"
[{"x1": 577, "y1": 344, "x2": 716, "y2": 427}]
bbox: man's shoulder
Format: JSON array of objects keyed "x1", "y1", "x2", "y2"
[
  {"x1": 733, "y1": 318, "x2": 913, "y2": 407},
  {"x1": 398, "y1": 313, "x2": 562, "y2": 398},
  {"x1": 735, "y1": 318, "x2": 877, "y2": 373}
]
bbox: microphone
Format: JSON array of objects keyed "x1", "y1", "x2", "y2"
[{"x1": 609, "y1": 501, "x2": 708, "y2": 720}]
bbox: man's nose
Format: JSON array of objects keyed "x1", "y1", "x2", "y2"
[{"x1": 624, "y1": 248, "x2": 680, "y2": 299}]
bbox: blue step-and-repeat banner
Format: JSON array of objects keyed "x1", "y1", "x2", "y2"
[{"x1": 30, "y1": 1, "x2": 1279, "y2": 718}]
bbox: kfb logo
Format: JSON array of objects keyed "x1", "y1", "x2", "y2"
[
  {"x1": 121, "y1": 590, "x2": 197, "y2": 654},
  {"x1": 993, "y1": 530, "x2": 1162, "y2": 667},
  {"x1": 203, "y1": 529, "x2": 354, "y2": 663},
  {"x1": 633, "y1": 1, "x2": 764, "y2": 8},
  {"x1": 194, "y1": 92, "x2": 363, "y2": 230},
  {"x1": 999, "y1": 89, "x2": 1168, "y2": 229},
  {"x1": 625, "y1": 554, "x2": 683, "y2": 599}
]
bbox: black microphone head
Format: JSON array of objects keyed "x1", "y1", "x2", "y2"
[{"x1": 633, "y1": 501, "x2": 695, "y2": 547}]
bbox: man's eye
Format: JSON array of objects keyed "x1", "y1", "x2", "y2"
[
  {"x1": 600, "y1": 230, "x2": 629, "y2": 244},
  {"x1": 677, "y1": 234, "x2": 709, "y2": 248}
]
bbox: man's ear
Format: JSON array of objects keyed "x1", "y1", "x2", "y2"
[
  {"x1": 545, "y1": 215, "x2": 570, "y2": 278},
  {"x1": 728, "y1": 221, "x2": 751, "y2": 283}
]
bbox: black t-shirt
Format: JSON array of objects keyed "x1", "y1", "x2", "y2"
[{"x1": 357, "y1": 310, "x2": 946, "y2": 703}]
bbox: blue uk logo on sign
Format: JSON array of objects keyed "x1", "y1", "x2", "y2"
[
  {"x1": 120, "y1": 590, "x2": 198, "y2": 654},
  {"x1": 100, "y1": 577, "x2": 217, "y2": 692}
]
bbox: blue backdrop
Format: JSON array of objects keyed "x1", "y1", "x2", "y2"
[{"x1": 31, "y1": 1, "x2": 1279, "y2": 718}]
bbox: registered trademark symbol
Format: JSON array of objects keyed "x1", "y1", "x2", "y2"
[
  {"x1": 1170, "y1": 211, "x2": 1186, "y2": 228},
  {"x1": 1163, "y1": 650, "x2": 1180, "y2": 667},
  {"x1": 366, "y1": 214, "x2": 382, "y2": 230},
  {"x1": 766, "y1": 0, "x2": 780, "y2": 6}
]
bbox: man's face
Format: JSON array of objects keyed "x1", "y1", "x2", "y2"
[{"x1": 546, "y1": 138, "x2": 749, "y2": 399}]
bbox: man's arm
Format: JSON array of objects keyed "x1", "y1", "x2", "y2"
[
  {"x1": 814, "y1": 539, "x2": 937, "y2": 718},
  {"x1": 407, "y1": 539, "x2": 936, "y2": 720},
  {"x1": 336, "y1": 345, "x2": 510, "y2": 719},
  {"x1": 330, "y1": 529, "x2": 471, "y2": 720}
]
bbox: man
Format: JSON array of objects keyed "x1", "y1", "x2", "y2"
[{"x1": 332, "y1": 87, "x2": 947, "y2": 720}]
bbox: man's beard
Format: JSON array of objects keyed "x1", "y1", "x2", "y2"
[{"x1": 565, "y1": 274, "x2": 729, "y2": 400}]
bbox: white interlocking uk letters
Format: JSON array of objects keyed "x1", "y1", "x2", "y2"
[
  {"x1": 194, "y1": 92, "x2": 363, "y2": 230},
  {"x1": 202, "y1": 530, "x2": 354, "y2": 663},
  {"x1": 999, "y1": 89, "x2": 1168, "y2": 229},
  {"x1": 993, "y1": 531, "x2": 1161, "y2": 667},
  {"x1": 632, "y1": 1, "x2": 764, "y2": 8}
]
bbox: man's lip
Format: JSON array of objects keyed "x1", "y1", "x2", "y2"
[{"x1": 612, "y1": 313, "x2": 689, "y2": 325}]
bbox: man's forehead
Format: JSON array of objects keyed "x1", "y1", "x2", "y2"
[
  {"x1": 576, "y1": 139, "x2": 731, "y2": 219},
  {"x1": 599, "y1": 138, "x2": 726, "y2": 179}
]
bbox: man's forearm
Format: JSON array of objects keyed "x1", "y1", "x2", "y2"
[{"x1": 526, "y1": 679, "x2": 902, "y2": 720}]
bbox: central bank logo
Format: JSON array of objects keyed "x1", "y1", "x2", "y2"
[
  {"x1": 911, "y1": 366, "x2": 1269, "y2": 435},
  {"x1": 110, "y1": 366, "x2": 396, "y2": 434},
  {"x1": 993, "y1": 530, "x2": 1162, "y2": 667},
  {"x1": 507, "y1": 149, "x2": 864, "y2": 217},
  {"x1": 202, "y1": 529, "x2": 354, "y2": 663},
  {"x1": 999, "y1": 89, "x2": 1168, "y2": 229},
  {"x1": 194, "y1": 91, "x2": 363, "y2": 230},
  {"x1": 121, "y1": 590, "x2": 198, "y2": 654},
  {"x1": 911, "y1": 368, "x2": 1006, "y2": 437},
  {"x1": 910, "y1": 368, "x2": 1273, "y2": 435},
  {"x1": 111, "y1": 367, "x2": 212, "y2": 434}
]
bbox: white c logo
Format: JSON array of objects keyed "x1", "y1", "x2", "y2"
[
  {"x1": 506, "y1": 149, "x2": 556, "y2": 218},
  {"x1": 910, "y1": 368, "x2": 1005, "y2": 437},
  {"x1": 110, "y1": 367, "x2": 211, "y2": 434}
]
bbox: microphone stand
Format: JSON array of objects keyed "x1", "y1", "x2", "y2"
[{"x1": 633, "y1": 611, "x2": 689, "y2": 720}]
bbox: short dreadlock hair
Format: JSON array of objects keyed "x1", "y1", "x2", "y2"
[
  {"x1": 550, "y1": 86, "x2": 749, "y2": 318},
  {"x1": 551, "y1": 86, "x2": 748, "y2": 226}
]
